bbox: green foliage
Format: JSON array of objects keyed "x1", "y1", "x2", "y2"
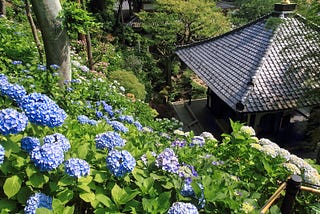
[
  {"x1": 59, "y1": 2, "x2": 101, "y2": 36},
  {"x1": 108, "y1": 70, "x2": 147, "y2": 101}
]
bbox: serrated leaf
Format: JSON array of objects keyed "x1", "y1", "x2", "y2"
[
  {"x1": 111, "y1": 184, "x2": 126, "y2": 206},
  {"x1": 56, "y1": 189, "x2": 74, "y2": 204},
  {"x1": 79, "y1": 192, "x2": 95, "y2": 203},
  {"x1": 93, "y1": 172, "x2": 107, "y2": 183},
  {"x1": 95, "y1": 194, "x2": 116, "y2": 208},
  {"x1": 3, "y1": 175, "x2": 22, "y2": 198},
  {"x1": 29, "y1": 173, "x2": 49, "y2": 188}
]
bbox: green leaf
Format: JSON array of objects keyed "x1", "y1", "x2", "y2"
[
  {"x1": 93, "y1": 172, "x2": 107, "y2": 183},
  {"x1": 29, "y1": 173, "x2": 49, "y2": 188},
  {"x1": 62, "y1": 206, "x2": 75, "y2": 214},
  {"x1": 56, "y1": 189, "x2": 74, "y2": 205},
  {"x1": 0, "y1": 199, "x2": 16, "y2": 212},
  {"x1": 111, "y1": 184, "x2": 126, "y2": 206},
  {"x1": 36, "y1": 208, "x2": 53, "y2": 214},
  {"x1": 79, "y1": 192, "x2": 95, "y2": 203},
  {"x1": 95, "y1": 194, "x2": 116, "y2": 208},
  {"x1": 78, "y1": 175, "x2": 92, "y2": 184},
  {"x1": 3, "y1": 175, "x2": 22, "y2": 198}
]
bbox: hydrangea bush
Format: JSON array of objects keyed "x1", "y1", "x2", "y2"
[{"x1": 0, "y1": 18, "x2": 319, "y2": 213}]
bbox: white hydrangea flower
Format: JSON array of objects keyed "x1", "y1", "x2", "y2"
[
  {"x1": 283, "y1": 163, "x2": 301, "y2": 175},
  {"x1": 261, "y1": 145, "x2": 277, "y2": 158},
  {"x1": 200, "y1": 132, "x2": 217, "y2": 141},
  {"x1": 240, "y1": 126, "x2": 256, "y2": 136},
  {"x1": 173, "y1": 129, "x2": 185, "y2": 136}
]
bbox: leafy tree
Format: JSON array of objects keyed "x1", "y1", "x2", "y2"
[
  {"x1": 137, "y1": 0, "x2": 230, "y2": 85},
  {"x1": 30, "y1": 0, "x2": 71, "y2": 85}
]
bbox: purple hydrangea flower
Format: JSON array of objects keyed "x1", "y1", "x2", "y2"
[
  {"x1": 24, "y1": 193, "x2": 52, "y2": 214},
  {"x1": 167, "y1": 202, "x2": 199, "y2": 214},
  {"x1": 43, "y1": 133, "x2": 70, "y2": 152},
  {"x1": 118, "y1": 115, "x2": 134, "y2": 124},
  {"x1": 64, "y1": 158, "x2": 90, "y2": 178},
  {"x1": 171, "y1": 140, "x2": 186, "y2": 147},
  {"x1": 190, "y1": 136, "x2": 205, "y2": 147},
  {"x1": 21, "y1": 137, "x2": 40, "y2": 153},
  {"x1": 0, "y1": 83, "x2": 27, "y2": 103},
  {"x1": 178, "y1": 164, "x2": 198, "y2": 184},
  {"x1": 30, "y1": 143, "x2": 64, "y2": 171},
  {"x1": 0, "y1": 144, "x2": 5, "y2": 165},
  {"x1": 109, "y1": 121, "x2": 128, "y2": 133},
  {"x1": 155, "y1": 148, "x2": 180, "y2": 173},
  {"x1": 0, "y1": 108, "x2": 28, "y2": 135},
  {"x1": 95, "y1": 131, "x2": 126, "y2": 150},
  {"x1": 106, "y1": 149, "x2": 136, "y2": 177},
  {"x1": 20, "y1": 93, "x2": 67, "y2": 127}
]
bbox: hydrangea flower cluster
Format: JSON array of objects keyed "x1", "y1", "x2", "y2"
[
  {"x1": 24, "y1": 193, "x2": 53, "y2": 214},
  {"x1": 180, "y1": 182, "x2": 205, "y2": 209},
  {"x1": 240, "y1": 202, "x2": 255, "y2": 214},
  {"x1": 109, "y1": 121, "x2": 128, "y2": 133},
  {"x1": 167, "y1": 202, "x2": 199, "y2": 214},
  {"x1": 20, "y1": 93, "x2": 67, "y2": 127},
  {"x1": 0, "y1": 144, "x2": 5, "y2": 165},
  {"x1": 43, "y1": 133, "x2": 71, "y2": 152},
  {"x1": 106, "y1": 150, "x2": 136, "y2": 177},
  {"x1": 190, "y1": 136, "x2": 205, "y2": 147},
  {"x1": 118, "y1": 115, "x2": 134, "y2": 124},
  {"x1": 64, "y1": 158, "x2": 90, "y2": 178},
  {"x1": 155, "y1": 148, "x2": 180, "y2": 173},
  {"x1": 0, "y1": 74, "x2": 8, "y2": 84},
  {"x1": 178, "y1": 164, "x2": 198, "y2": 184},
  {"x1": 0, "y1": 82, "x2": 27, "y2": 102},
  {"x1": 95, "y1": 131, "x2": 126, "y2": 150},
  {"x1": 30, "y1": 143, "x2": 64, "y2": 171},
  {"x1": 21, "y1": 137, "x2": 40, "y2": 153},
  {"x1": 95, "y1": 110, "x2": 104, "y2": 119},
  {"x1": 101, "y1": 101, "x2": 114, "y2": 117},
  {"x1": 171, "y1": 140, "x2": 186, "y2": 147},
  {"x1": 133, "y1": 121, "x2": 143, "y2": 130},
  {"x1": 200, "y1": 132, "x2": 217, "y2": 141},
  {"x1": 240, "y1": 126, "x2": 256, "y2": 136},
  {"x1": 0, "y1": 108, "x2": 28, "y2": 135}
]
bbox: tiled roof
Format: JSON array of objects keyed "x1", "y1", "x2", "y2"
[{"x1": 176, "y1": 13, "x2": 320, "y2": 113}]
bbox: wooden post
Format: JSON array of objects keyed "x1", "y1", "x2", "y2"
[
  {"x1": 316, "y1": 142, "x2": 320, "y2": 164},
  {"x1": 280, "y1": 175, "x2": 302, "y2": 214}
]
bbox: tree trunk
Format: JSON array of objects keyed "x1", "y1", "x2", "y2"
[
  {"x1": 0, "y1": 0, "x2": 5, "y2": 17},
  {"x1": 86, "y1": 32, "x2": 94, "y2": 70},
  {"x1": 30, "y1": 0, "x2": 71, "y2": 85},
  {"x1": 24, "y1": 0, "x2": 44, "y2": 63}
]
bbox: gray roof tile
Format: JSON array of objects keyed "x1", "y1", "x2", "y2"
[{"x1": 176, "y1": 14, "x2": 320, "y2": 113}]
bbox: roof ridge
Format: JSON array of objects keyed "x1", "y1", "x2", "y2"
[{"x1": 176, "y1": 13, "x2": 273, "y2": 50}]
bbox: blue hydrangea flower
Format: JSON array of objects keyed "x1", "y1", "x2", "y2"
[
  {"x1": 181, "y1": 182, "x2": 195, "y2": 197},
  {"x1": 106, "y1": 150, "x2": 136, "y2": 177},
  {"x1": 178, "y1": 164, "x2": 198, "y2": 183},
  {"x1": 20, "y1": 93, "x2": 67, "y2": 127},
  {"x1": 64, "y1": 158, "x2": 90, "y2": 178},
  {"x1": 0, "y1": 83, "x2": 27, "y2": 103},
  {"x1": 0, "y1": 74, "x2": 8, "y2": 84},
  {"x1": 109, "y1": 121, "x2": 128, "y2": 133},
  {"x1": 0, "y1": 144, "x2": 5, "y2": 165},
  {"x1": 30, "y1": 143, "x2": 64, "y2": 171},
  {"x1": 95, "y1": 131, "x2": 126, "y2": 150},
  {"x1": 77, "y1": 115, "x2": 90, "y2": 124},
  {"x1": 171, "y1": 140, "x2": 186, "y2": 147},
  {"x1": 43, "y1": 133, "x2": 70, "y2": 152},
  {"x1": 133, "y1": 121, "x2": 143, "y2": 130},
  {"x1": 24, "y1": 193, "x2": 52, "y2": 214},
  {"x1": 102, "y1": 102, "x2": 114, "y2": 117},
  {"x1": 95, "y1": 110, "x2": 104, "y2": 119},
  {"x1": 21, "y1": 137, "x2": 40, "y2": 153},
  {"x1": 12, "y1": 60, "x2": 22, "y2": 65},
  {"x1": 49, "y1": 64, "x2": 59, "y2": 69},
  {"x1": 88, "y1": 119, "x2": 97, "y2": 125},
  {"x1": 167, "y1": 202, "x2": 199, "y2": 214},
  {"x1": 37, "y1": 64, "x2": 46, "y2": 70},
  {"x1": 118, "y1": 115, "x2": 134, "y2": 124},
  {"x1": 0, "y1": 108, "x2": 28, "y2": 135},
  {"x1": 155, "y1": 148, "x2": 180, "y2": 173}
]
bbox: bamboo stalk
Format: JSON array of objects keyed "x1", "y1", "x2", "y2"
[
  {"x1": 300, "y1": 186, "x2": 320, "y2": 194},
  {"x1": 260, "y1": 182, "x2": 287, "y2": 214}
]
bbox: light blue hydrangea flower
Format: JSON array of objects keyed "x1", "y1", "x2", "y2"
[
  {"x1": 180, "y1": 182, "x2": 205, "y2": 209},
  {"x1": 0, "y1": 144, "x2": 5, "y2": 165},
  {"x1": 0, "y1": 108, "x2": 28, "y2": 135},
  {"x1": 37, "y1": 64, "x2": 46, "y2": 71},
  {"x1": 20, "y1": 93, "x2": 67, "y2": 127},
  {"x1": 95, "y1": 110, "x2": 104, "y2": 119},
  {"x1": 21, "y1": 137, "x2": 40, "y2": 153},
  {"x1": 118, "y1": 115, "x2": 134, "y2": 124},
  {"x1": 49, "y1": 64, "x2": 59, "y2": 69},
  {"x1": 43, "y1": 133, "x2": 70, "y2": 152},
  {"x1": 64, "y1": 158, "x2": 90, "y2": 178},
  {"x1": 167, "y1": 202, "x2": 199, "y2": 214},
  {"x1": 12, "y1": 60, "x2": 22, "y2": 65},
  {"x1": 95, "y1": 131, "x2": 126, "y2": 150},
  {"x1": 133, "y1": 121, "x2": 143, "y2": 130},
  {"x1": 30, "y1": 143, "x2": 64, "y2": 171},
  {"x1": 109, "y1": 121, "x2": 128, "y2": 133},
  {"x1": 77, "y1": 115, "x2": 90, "y2": 124},
  {"x1": 24, "y1": 193, "x2": 52, "y2": 214},
  {"x1": 0, "y1": 74, "x2": 8, "y2": 84},
  {"x1": 101, "y1": 102, "x2": 114, "y2": 117},
  {"x1": 106, "y1": 149, "x2": 136, "y2": 177},
  {"x1": 155, "y1": 148, "x2": 180, "y2": 173},
  {"x1": 0, "y1": 82, "x2": 27, "y2": 103}
]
